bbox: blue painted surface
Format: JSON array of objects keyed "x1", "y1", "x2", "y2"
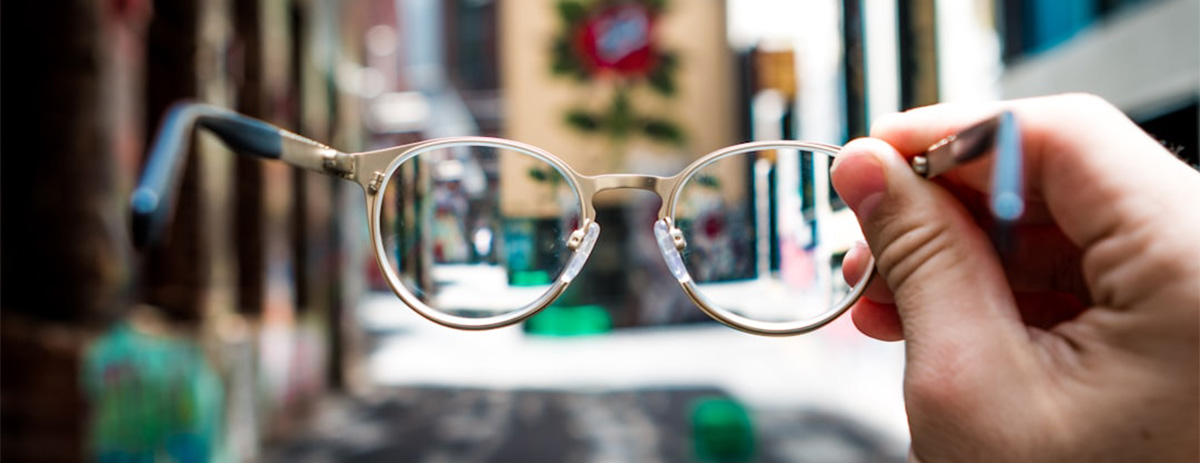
[
  {"x1": 130, "y1": 102, "x2": 283, "y2": 247},
  {"x1": 1023, "y1": 0, "x2": 1097, "y2": 55}
]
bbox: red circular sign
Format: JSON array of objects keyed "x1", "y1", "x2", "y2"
[{"x1": 575, "y1": 4, "x2": 657, "y2": 77}]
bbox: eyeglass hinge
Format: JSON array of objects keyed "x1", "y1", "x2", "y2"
[
  {"x1": 911, "y1": 155, "x2": 930, "y2": 177},
  {"x1": 367, "y1": 171, "x2": 386, "y2": 194},
  {"x1": 322, "y1": 151, "x2": 357, "y2": 179}
]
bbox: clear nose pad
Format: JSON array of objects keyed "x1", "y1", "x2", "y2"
[
  {"x1": 654, "y1": 219, "x2": 690, "y2": 282},
  {"x1": 560, "y1": 221, "x2": 600, "y2": 283}
]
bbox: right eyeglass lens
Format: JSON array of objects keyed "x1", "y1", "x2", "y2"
[
  {"x1": 377, "y1": 143, "x2": 582, "y2": 319},
  {"x1": 673, "y1": 147, "x2": 862, "y2": 324}
]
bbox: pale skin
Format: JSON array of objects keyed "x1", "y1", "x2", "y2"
[{"x1": 830, "y1": 94, "x2": 1200, "y2": 462}]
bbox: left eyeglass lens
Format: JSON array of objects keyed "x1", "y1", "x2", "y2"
[
  {"x1": 672, "y1": 146, "x2": 863, "y2": 324},
  {"x1": 378, "y1": 144, "x2": 583, "y2": 319}
]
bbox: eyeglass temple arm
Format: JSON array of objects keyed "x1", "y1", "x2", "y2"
[
  {"x1": 910, "y1": 110, "x2": 1024, "y2": 222},
  {"x1": 130, "y1": 102, "x2": 348, "y2": 248}
]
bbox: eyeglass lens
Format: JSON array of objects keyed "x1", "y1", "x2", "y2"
[
  {"x1": 378, "y1": 144, "x2": 583, "y2": 318},
  {"x1": 379, "y1": 142, "x2": 859, "y2": 327},
  {"x1": 673, "y1": 147, "x2": 860, "y2": 324}
]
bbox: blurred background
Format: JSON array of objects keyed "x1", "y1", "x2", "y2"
[{"x1": 1, "y1": 0, "x2": 1196, "y2": 462}]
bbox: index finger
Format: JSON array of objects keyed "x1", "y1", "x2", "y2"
[{"x1": 870, "y1": 93, "x2": 1200, "y2": 309}]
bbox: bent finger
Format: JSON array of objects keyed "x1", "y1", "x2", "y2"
[
  {"x1": 842, "y1": 241, "x2": 895, "y2": 303},
  {"x1": 831, "y1": 137, "x2": 1028, "y2": 361},
  {"x1": 851, "y1": 298, "x2": 903, "y2": 341}
]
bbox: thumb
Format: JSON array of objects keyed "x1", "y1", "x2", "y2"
[{"x1": 830, "y1": 138, "x2": 1029, "y2": 361}]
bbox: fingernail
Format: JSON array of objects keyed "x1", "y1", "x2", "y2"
[{"x1": 831, "y1": 143, "x2": 887, "y2": 221}]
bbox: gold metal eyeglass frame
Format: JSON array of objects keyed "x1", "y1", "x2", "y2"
[{"x1": 132, "y1": 103, "x2": 1020, "y2": 337}]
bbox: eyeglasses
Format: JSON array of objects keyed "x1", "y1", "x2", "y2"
[{"x1": 132, "y1": 103, "x2": 1022, "y2": 336}]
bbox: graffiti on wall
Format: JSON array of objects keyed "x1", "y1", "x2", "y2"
[{"x1": 84, "y1": 323, "x2": 225, "y2": 463}]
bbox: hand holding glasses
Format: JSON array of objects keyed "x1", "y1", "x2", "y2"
[{"x1": 132, "y1": 102, "x2": 1022, "y2": 336}]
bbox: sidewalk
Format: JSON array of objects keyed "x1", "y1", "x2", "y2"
[
  {"x1": 266, "y1": 293, "x2": 910, "y2": 462},
  {"x1": 267, "y1": 387, "x2": 904, "y2": 463}
]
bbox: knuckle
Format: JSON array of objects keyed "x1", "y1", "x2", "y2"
[
  {"x1": 872, "y1": 218, "x2": 957, "y2": 294},
  {"x1": 1056, "y1": 92, "x2": 1113, "y2": 112},
  {"x1": 1087, "y1": 213, "x2": 1200, "y2": 310},
  {"x1": 1053, "y1": 93, "x2": 1123, "y2": 121}
]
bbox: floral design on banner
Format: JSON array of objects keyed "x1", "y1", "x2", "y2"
[{"x1": 551, "y1": 0, "x2": 684, "y2": 148}]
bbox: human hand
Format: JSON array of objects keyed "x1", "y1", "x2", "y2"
[{"x1": 830, "y1": 94, "x2": 1200, "y2": 462}]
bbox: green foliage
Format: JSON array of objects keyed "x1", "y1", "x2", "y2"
[
  {"x1": 564, "y1": 101, "x2": 686, "y2": 147},
  {"x1": 556, "y1": 0, "x2": 587, "y2": 23},
  {"x1": 641, "y1": 117, "x2": 685, "y2": 146},
  {"x1": 643, "y1": 0, "x2": 667, "y2": 14},
  {"x1": 528, "y1": 166, "x2": 565, "y2": 186},
  {"x1": 566, "y1": 109, "x2": 601, "y2": 132},
  {"x1": 692, "y1": 174, "x2": 720, "y2": 189},
  {"x1": 551, "y1": 37, "x2": 588, "y2": 80},
  {"x1": 550, "y1": 0, "x2": 686, "y2": 148},
  {"x1": 648, "y1": 52, "x2": 678, "y2": 96},
  {"x1": 607, "y1": 90, "x2": 635, "y2": 141},
  {"x1": 648, "y1": 68, "x2": 675, "y2": 96}
]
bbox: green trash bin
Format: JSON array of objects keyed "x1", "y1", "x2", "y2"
[
  {"x1": 691, "y1": 397, "x2": 756, "y2": 463},
  {"x1": 525, "y1": 304, "x2": 612, "y2": 336}
]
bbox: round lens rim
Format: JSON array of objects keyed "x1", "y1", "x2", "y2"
[
  {"x1": 665, "y1": 140, "x2": 872, "y2": 336},
  {"x1": 370, "y1": 137, "x2": 587, "y2": 330}
]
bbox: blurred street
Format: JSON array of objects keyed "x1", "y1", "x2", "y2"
[
  {"x1": 4, "y1": 0, "x2": 1195, "y2": 461},
  {"x1": 267, "y1": 387, "x2": 903, "y2": 463},
  {"x1": 265, "y1": 293, "x2": 908, "y2": 462}
]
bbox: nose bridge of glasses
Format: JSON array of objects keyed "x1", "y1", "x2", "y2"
[
  {"x1": 578, "y1": 173, "x2": 679, "y2": 200},
  {"x1": 576, "y1": 173, "x2": 681, "y2": 218}
]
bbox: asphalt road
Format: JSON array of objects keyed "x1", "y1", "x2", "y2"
[{"x1": 267, "y1": 386, "x2": 904, "y2": 463}]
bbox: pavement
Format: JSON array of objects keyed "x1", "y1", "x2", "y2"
[
  {"x1": 265, "y1": 293, "x2": 910, "y2": 462},
  {"x1": 267, "y1": 387, "x2": 904, "y2": 463}
]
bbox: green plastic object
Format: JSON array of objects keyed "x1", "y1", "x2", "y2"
[
  {"x1": 691, "y1": 397, "x2": 756, "y2": 463},
  {"x1": 510, "y1": 269, "x2": 552, "y2": 286},
  {"x1": 525, "y1": 304, "x2": 611, "y2": 336}
]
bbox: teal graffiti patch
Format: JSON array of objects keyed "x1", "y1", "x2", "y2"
[{"x1": 84, "y1": 323, "x2": 225, "y2": 463}]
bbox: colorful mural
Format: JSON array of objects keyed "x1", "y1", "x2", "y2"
[
  {"x1": 551, "y1": 0, "x2": 685, "y2": 150},
  {"x1": 84, "y1": 323, "x2": 225, "y2": 463}
]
